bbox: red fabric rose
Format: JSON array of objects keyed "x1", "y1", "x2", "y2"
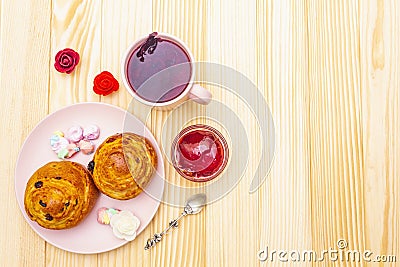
[
  {"x1": 93, "y1": 71, "x2": 119, "y2": 96},
  {"x1": 54, "y1": 48, "x2": 80, "y2": 74}
]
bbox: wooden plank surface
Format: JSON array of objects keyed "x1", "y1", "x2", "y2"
[
  {"x1": 256, "y1": 1, "x2": 313, "y2": 267},
  {"x1": 308, "y1": 1, "x2": 365, "y2": 266},
  {"x1": 1, "y1": 0, "x2": 399, "y2": 266},
  {"x1": 0, "y1": 1, "x2": 50, "y2": 266},
  {"x1": 361, "y1": 0, "x2": 400, "y2": 265}
]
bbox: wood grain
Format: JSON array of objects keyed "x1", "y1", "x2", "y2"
[
  {"x1": 256, "y1": 1, "x2": 313, "y2": 266},
  {"x1": 204, "y1": 0, "x2": 263, "y2": 266},
  {"x1": 0, "y1": 1, "x2": 50, "y2": 266},
  {"x1": 308, "y1": 1, "x2": 365, "y2": 266},
  {"x1": 1, "y1": 0, "x2": 400, "y2": 266},
  {"x1": 361, "y1": 0, "x2": 400, "y2": 265},
  {"x1": 49, "y1": 0, "x2": 101, "y2": 111}
]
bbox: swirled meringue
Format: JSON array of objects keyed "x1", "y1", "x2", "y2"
[
  {"x1": 50, "y1": 134, "x2": 69, "y2": 153},
  {"x1": 78, "y1": 140, "x2": 95, "y2": 155},
  {"x1": 66, "y1": 125, "x2": 83, "y2": 143},
  {"x1": 83, "y1": 124, "x2": 100, "y2": 140},
  {"x1": 97, "y1": 207, "x2": 121, "y2": 225},
  {"x1": 53, "y1": 130, "x2": 64, "y2": 137},
  {"x1": 57, "y1": 148, "x2": 69, "y2": 159},
  {"x1": 57, "y1": 144, "x2": 80, "y2": 159}
]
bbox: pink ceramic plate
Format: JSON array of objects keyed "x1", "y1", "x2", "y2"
[{"x1": 15, "y1": 102, "x2": 164, "y2": 254}]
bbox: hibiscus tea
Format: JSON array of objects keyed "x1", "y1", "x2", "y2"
[{"x1": 126, "y1": 33, "x2": 192, "y2": 103}]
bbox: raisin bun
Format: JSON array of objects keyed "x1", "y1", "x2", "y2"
[
  {"x1": 24, "y1": 161, "x2": 99, "y2": 230},
  {"x1": 89, "y1": 133, "x2": 157, "y2": 200}
]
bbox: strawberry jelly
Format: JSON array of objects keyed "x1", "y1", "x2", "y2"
[{"x1": 172, "y1": 125, "x2": 228, "y2": 182}]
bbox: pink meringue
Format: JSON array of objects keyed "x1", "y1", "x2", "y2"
[
  {"x1": 67, "y1": 143, "x2": 80, "y2": 157},
  {"x1": 66, "y1": 125, "x2": 83, "y2": 143},
  {"x1": 83, "y1": 124, "x2": 100, "y2": 140},
  {"x1": 78, "y1": 140, "x2": 95, "y2": 155},
  {"x1": 97, "y1": 207, "x2": 121, "y2": 225}
]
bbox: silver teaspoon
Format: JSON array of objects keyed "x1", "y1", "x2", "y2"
[{"x1": 144, "y1": 193, "x2": 207, "y2": 250}]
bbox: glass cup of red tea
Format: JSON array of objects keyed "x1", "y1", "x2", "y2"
[
  {"x1": 121, "y1": 32, "x2": 212, "y2": 109},
  {"x1": 171, "y1": 124, "x2": 229, "y2": 182}
]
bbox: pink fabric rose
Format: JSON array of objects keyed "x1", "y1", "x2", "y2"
[{"x1": 54, "y1": 48, "x2": 80, "y2": 74}]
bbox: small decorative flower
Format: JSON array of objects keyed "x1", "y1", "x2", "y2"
[
  {"x1": 93, "y1": 71, "x2": 119, "y2": 96},
  {"x1": 110, "y1": 210, "x2": 140, "y2": 241},
  {"x1": 54, "y1": 48, "x2": 80, "y2": 74}
]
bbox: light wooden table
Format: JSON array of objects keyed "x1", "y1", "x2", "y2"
[{"x1": 1, "y1": 0, "x2": 399, "y2": 266}]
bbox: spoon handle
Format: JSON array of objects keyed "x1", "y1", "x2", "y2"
[{"x1": 144, "y1": 210, "x2": 188, "y2": 250}]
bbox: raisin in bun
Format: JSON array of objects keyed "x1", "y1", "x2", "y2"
[
  {"x1": 90, "y1": 133, "x2": 157, "y2": 200},
  {"x1": 24, "y1": 161, "x2": 99, "y2": 230}
]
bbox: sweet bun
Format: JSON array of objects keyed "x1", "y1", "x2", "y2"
[
  {"x1": 90, "y1": 133, "x2": 157, "y2": 200},
  {"x1": 24, "y1": 161, "x2": 99, "y2": 230}
]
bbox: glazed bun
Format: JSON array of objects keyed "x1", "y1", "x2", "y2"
[
  {"x1": 24, "y1": 161, "x2": 99, "y2": 230},
  {"x1": 90, "y1": 133, "x2": 157, "y2": 200}
]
